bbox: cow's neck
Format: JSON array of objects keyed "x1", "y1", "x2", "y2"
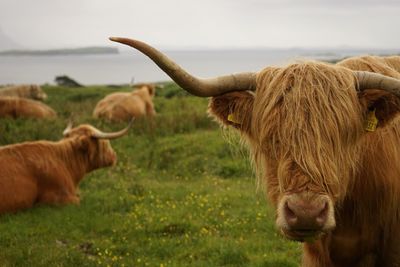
[
  {"x1": 340, "y1": 123, "x2": 400, "y2": 228},
  {"x1": 360, "y1": 127, "x2": 400, "y2": 204},
  {"x1": 53, "y1": 139, "x2": 91, "y2": 185}
]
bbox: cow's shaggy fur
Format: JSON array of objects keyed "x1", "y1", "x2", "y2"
[
  {"x1": 209, "y1": 56, "x2": 400, "y2": 267},
  {"x1": 0, "y1": 96, "x2": 56, "y2": 119},
  {"x1": 0, "y1": 84, "x2": 48, "y2": 101},
  {"x1": 253, "y1": 63, "x2": 362, "y2": 201},
  {"x1": 0, "y1": 124, "x2": 118, "y2": 214},
  {"x1": 93, "y1": 84, "x2": 156, "y2": 122},
  {"x1": 0, "y1": 96, "x2": 56, "y2": 118}
]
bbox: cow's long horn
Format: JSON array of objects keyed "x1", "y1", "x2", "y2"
[
  {"x1": 109, "y1": 37, "x2": 257, "y2": 97},
  {"x1": 92, "y1": 118, "x2": 134, "y2": 139},
  {"x1": 63, "y1": 121, "x2": 73, "y2": 136},
  {"x1": 355, "y1": 71, "x2": 400, "y2": 98}
]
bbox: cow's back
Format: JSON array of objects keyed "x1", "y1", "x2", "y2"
[
  {"x1": 93, "y1": 92, "x2": 146, "y2": 121},
  {"x1": 0, "y1": 85, "x2": 30, "y2": 98},
  {"x1": 383, "y1": 56, "x2": 400, "y2": 73},
  {"x1": 93, "y1": 92, "x2": 128, "y2": 119},
  {"x1": 24, "y1": 101, "x2": 56, "y2": 118},
  {"x1": 338, "y1": 55, "x2": 400, "y2": 79},
  {"x1": 0, "y1": 97, "x2": 56, "y2": 119}
]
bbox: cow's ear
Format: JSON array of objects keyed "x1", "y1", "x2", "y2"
[
  {"x1": 77, "y1": 136, "x2": 91, "y2": 151},
  {"x1": 359, "y1": 89, "x2": 400, "y2": 129},
  {"x1": 147, "y1": 85, "x2": 155, "y2": 97},
  {"x1": 208, "y1": 91, "x2": 254, "y2": 134}
]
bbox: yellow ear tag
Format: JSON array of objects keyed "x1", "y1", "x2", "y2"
[
  {"x1": 364, "y1": 108, "x2": 378, "y2": 132},
  {"x1": 227, "y1": 113, "x2": 240, "y2": 124}
]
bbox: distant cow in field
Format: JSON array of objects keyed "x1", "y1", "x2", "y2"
[
  {"x1": 93, "y1": 84, "x2": 156, "y2": 122},
  {"x1": 0, "y1": 84, "x2": 48, "y2": 101},
  {"x1": 0, "y1": 120, "x2": 133, "y2": 214},
  {"x1": 0, "y1": 97, "x2": 56, "y2": 119},
  {"x1": 111, "y1": 37, "x2": 400, "y2": 267}
]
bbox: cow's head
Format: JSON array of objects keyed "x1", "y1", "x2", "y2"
[
  {"x1": 62, "y1": 119, "x2": 133, "y2": 170},
  {"x1": 133, "y1": 83, "x2": 156, "y2": 98},
  {"x1": 110, "y1": 37, "x2": 400, "y2": 242},
  {"x1": 30, "y1": 85, "x2": 48, "y2": 101}
]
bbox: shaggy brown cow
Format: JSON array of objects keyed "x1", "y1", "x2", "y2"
[
  {"x1": 93, "y1": 84, "x2": 156, "y2": 122},
  {"x1": 0, "y1": 96, "x2": 56, "y2": 119},
  {"x1": 0, "y1": 84, "x2": 48, "y2": 100},
  {"x1": 110, "y1": 37, "x2": 400, "y2": 267},
  {"x1": 0, "y1": 121, "x2": 133, "y2": 214}
]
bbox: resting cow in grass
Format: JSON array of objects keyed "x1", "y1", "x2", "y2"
[
  {"x1": 93, "y1": 84, "x2": 156, "y2": 122},
  {"x1": 0, "y1": 121, "x2": 133, "y2": 214},
  {"x1": 0, "y1": 84, "x2": 48, "y2": 101},
  {"x1": 110, "y1": 37, "x2": 400, "y2": 267},
  {"x1": 0, "y1": 96, "x2": 56, "y2": 119}
]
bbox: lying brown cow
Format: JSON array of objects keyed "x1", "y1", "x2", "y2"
[
  {"x1": 0, "y1": 84, "x2": 48, "y2": 101},
  {"x1": 0, "y1": 121, "x2": 133, "y2": 214},
  {"x1": 93, "y1": 84, "x2": 156, "y2": 122},
  {"x1": 0, "y1": 96, "x2": 56, "y2": 119},
  {"x1": 111, "y1": 37, "x2": 400, "y2": 267}
]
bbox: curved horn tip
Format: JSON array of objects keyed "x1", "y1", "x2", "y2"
[
  {"x1": 109, "y1": 36, "x2": 138, "y2": 47},
  {"x1": 92, "y1": 118, "x2": 135, "y2": 139},
  {"x1": 108, "y1": 37, "x2": 256, "y2": 96},
  {"x1": 62, "y1": 120, "x2": 73, "y2": 136},
  {"x1": 109, "y1": 36, "x2": 121, "y2": 42},
  {"x1": 109, "y1": 36, "x2": 133, "y2": 44}
]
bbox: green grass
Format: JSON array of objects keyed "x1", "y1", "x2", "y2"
[{"x1": 0, "y1": 84, "x2": 301, "y2": 267}]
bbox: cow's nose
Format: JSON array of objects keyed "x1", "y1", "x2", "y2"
[{"x1": 284, "y1": 198, "x2": 329, "y2": 230}]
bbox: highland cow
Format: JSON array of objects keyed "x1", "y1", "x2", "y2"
[
  {"x1": 0, "y1": 121, "x2": 133, "y2": 214},
  {"x1": 93, "y1": 84, "x2": 156, "y2": 122},
  {"x1": 0, "y1": 84, "x2": 48, "y2": 101},
  {"x1": 110, "y1": 37, "x2": 400, "y2": 267},
  {"x1": 0, "y1": 96, "x2": 56, "y2": 119}
]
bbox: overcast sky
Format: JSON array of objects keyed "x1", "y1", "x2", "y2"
[{"x1": 0, "y1": 0, "x2": 399, "y2": 50}]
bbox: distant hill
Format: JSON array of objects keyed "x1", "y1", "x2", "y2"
[
  {"x1": 0, "y1": 46, "x2": 119, "y2": 56},
  {"x1": 0, "y1": 28, "x2": 21, "y2": 51}
]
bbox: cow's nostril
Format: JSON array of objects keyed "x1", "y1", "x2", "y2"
[
  {"x1": 284, "y1": 202, "x2": 298, "y2": 226},
  {"x1": 315, "y1": 202, "x2": 329, "y2": 225},
  {"x1": 283, "y1": 198, "x2": 330, "y2": 230}
]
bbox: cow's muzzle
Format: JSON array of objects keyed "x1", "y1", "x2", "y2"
[{"x1": 276, "y1": 193, "x2": 335, "y2": 242}]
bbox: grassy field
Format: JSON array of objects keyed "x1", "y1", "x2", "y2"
[{"x1": 0, "y1": 84, "x2": 301, "y2": 267}]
